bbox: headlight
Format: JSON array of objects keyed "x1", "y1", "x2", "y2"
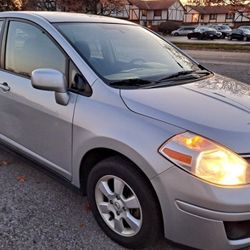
[{"x1": 159, "y1": 132, "x2": 249, "y2": 186}]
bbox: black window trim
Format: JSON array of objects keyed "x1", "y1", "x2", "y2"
[
  {"x1": 1, "y1": 17, "x2": 92, "y2": 97},
  {"x1": 0, "y1": 18, "x2": 7, "y2": 69}
]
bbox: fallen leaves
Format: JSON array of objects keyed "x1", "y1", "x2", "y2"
[
  {"x1": 16, "y1": 176, "x2": 27, "y2": 183},
  {"x1": 84, "y1": 202, "x2": 92, "y2": 213},
  {"x1": 0, "y1": 160, "x2": 12, "y2": 166}
]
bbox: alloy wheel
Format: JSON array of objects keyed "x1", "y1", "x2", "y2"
[{"x1": 95, "y1": 175, "x2": 143, "y2": 237}]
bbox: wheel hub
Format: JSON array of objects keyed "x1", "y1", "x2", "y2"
[
  {"x1": 95, "y1": 175, "x2": 143, "y2": 237},
  {"x1": 113, "y1": 200, "x2": 122, "y2": 211}
]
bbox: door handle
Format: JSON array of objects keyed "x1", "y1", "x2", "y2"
[{"x1": 0, "y1": 82, "x2": 10, "y2": 92}]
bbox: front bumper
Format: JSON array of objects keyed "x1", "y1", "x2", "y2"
[{"x1": 151, "y1": 166, "x2": 250, "y2": 250}]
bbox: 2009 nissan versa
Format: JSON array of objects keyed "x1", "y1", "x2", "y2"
[{"x1": 0, "y1": 11, "x2": 250, "y2": 250}]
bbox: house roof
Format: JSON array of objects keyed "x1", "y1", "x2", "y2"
[
  {"x1": 189, "y1": 6, "x2": 232, "y2": 14},
  {"x1": 129, "y1": 0, "x2": 179, "y2": 10}
]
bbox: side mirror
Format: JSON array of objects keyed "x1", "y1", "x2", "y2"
[{"x1": 31, "y1": 69, "x2": 69, "y2": 106}]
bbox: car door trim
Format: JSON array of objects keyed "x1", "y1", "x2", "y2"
[
  {"x1": 0, "y1": 18, "x2": 7, "y2": 69},
  {"x1": 0, "y1": 133, "x2": 71, "y2": 179}
]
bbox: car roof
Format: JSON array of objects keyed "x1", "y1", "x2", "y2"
[{"x1": 0, "y1": 11, "x2": 135, "y2": 25}]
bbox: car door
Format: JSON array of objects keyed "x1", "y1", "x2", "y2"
[
  {"x1": 0, "y1": 20, "x2": 77, "y2": 179},
  {"x1": 191, "y1": 29, "x2": 198, "y2": 38},
  {"x1": 179, "y1": 28, "x2": 184, "y2": 35},
  {"x1": 234, "y1": 29, "x2": 242, "y2": 40}
]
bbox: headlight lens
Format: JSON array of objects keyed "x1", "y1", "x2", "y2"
[{"x1": 159, "y1": 132, "x2": 249, "y2": 186}]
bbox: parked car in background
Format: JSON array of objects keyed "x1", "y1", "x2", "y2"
[
  {"x1": 239, "y1": 26, "x2": 250, "y2": 30},
  {"x1": 187, "y1": 26, "x2": 221, "y2": 40},
  {"x1": 228, "y1": 28, "x2": 250, "y2": 41},
  {"x1": 209, "y1": 24, "x2": 232, "y2": 38},
  {"x1": 1, "y1": 11, "x2": 250, "y2": 250},
  {"x1": 171, "y1": 26, "x2": 195, "y2": 36}
]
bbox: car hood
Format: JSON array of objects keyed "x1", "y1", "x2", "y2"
[{"x1": 120, "y1": 74, "x2": 250, "y2": 154}]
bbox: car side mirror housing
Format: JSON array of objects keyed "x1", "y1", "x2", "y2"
[{"x1": 31, "y1": 69, "x2": 69, "y2": 106}]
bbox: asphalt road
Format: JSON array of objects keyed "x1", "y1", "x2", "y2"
[
  {"x1": 0, "y1": 145, "x2": 178, "y2": 250},
  {"x1": 184, "y1": 50, "x2": 250, "y2": 84},
  {"x1": 0, "y1": 50, "x2": 250, "y2": 250},
  {"x1": 168, "y1": 35, "x2": 250, "y2": 45}
]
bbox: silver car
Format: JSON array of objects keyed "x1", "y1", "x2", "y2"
[
  {"x1": 0, "y1": 12, "x2": 250, "y2": 250},
  {"x1": 171, "y1": 26, "x2": 195, "y2": 36}
]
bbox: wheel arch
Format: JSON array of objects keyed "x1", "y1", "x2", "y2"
[
  {"x1": 78, "y1": 147, "x2": 164, "y2": 234},
  {"x1": 79, "y1": 147, "x2": 155, "y2": 195}
]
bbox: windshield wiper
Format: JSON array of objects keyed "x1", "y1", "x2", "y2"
[
  {"x1": 156, "y1": 70, "x2": 211, "y2": 83},
  {"x1": 108, "y1": 70, "x2": 212, "y2": 89},
  {"x1": 109, "y1": 78, "x2": 152, "y2": 88}
]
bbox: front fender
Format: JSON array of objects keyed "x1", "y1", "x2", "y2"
[{"x1": 71, "y1": 81, "x2": 183, "y2": 188}]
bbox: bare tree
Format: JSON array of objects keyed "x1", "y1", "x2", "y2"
[
  {"x1": 100, "y1": 0, "x2": 127, "y2": 15},
  {"x1": 186, "y1": 0, "x2": 250, "y2": 14},
  {"x1": 58, "y1": 0, "x2": 85, "y2": 12},
  {"x1": 187, "y1": 0, "x2": 249, "y2": 7},
  {"x1": 22, "y1": 0, "x2": 57, "y2": 10},
  {"x1": 0, "y1": 0, "x2": 21, "y2": 11},
  {"x1": 22, "y1": 0, "x2": 85, "y2": 11},
  {"x1": 85, "y1": 0, "x2": 126, "y2": 15},
  {"x1": 22, "y1": 0, "x2": 126, "y2": 14}
]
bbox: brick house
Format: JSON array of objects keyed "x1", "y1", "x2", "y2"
[
  {"x1": 129, "y1": 0, "x2": 185, "y2": 29},
  {"x1": 234, "y1": 4, "x2": 250, "y2": 26},
  {"x1": 184, "y1": 6, "x2": 235, "y2": 26},
  {"x1": 109, "y1": 0, "x2": 185, "y2": 30}
]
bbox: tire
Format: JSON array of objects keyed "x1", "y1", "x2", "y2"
[
  {"x1": 87, "y1": 156, "x2": 162, "y2": 249},
  {"x1": 243, "y1": 36, "x2": 247, "y2": 42},
  {"x1": 228, "y1": 35, "x2": 232, "y2": 40},
  {"x1": 174, "y1": 33, "x2": 179, "y2": 36}
]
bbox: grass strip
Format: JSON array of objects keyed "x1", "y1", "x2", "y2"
[{"x1": 172, "y1": 42, "x2": 250, "y2": 52}]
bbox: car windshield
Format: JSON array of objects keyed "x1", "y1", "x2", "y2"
[
  {"x1": 242, "y1": 28, "x2": 250, "y2": 34},
  {"x1": 240, "y1": 26, "x2": 250, "y2": 30},
  {"x1": 56, "y1": 23, "x2": 202, "y2": 87},
  {"x1": 218, "y1": 25, "x2": 231, "y2": 30},
  {"x1": 195, "y1": 27, "x2": 214, "y2": 32}
]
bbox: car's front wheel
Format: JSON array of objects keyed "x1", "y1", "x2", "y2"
[{"x1": 87, "y1": 156, "x2": 162, "y2": 248}]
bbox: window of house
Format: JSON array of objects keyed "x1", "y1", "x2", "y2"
[
  {"x1": 209, "y1": 14, "x2": 217, "y2": 20},
  {"x1": 192, "y1": 14, "x2": 199, "y2": 22},
  {"x1": 200, "y1": 14, "x2": 204, "y2": 20},
  {"x1": 5, "y1": 21, "x2": 66, "y2": 77},
  {"x1": 154, "y1": 10, "x2": 162, "y2": 17},
  {"x1": 226, "y1": 13, "x2": 234, "y2": 19},
  {"x1": 142, "y1": 10, "x2": 147, "y2": 17}
]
